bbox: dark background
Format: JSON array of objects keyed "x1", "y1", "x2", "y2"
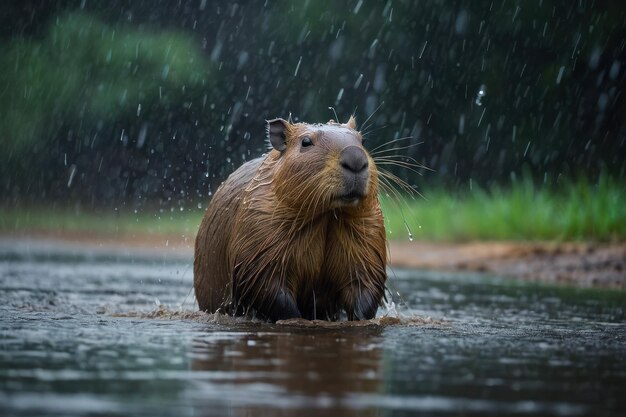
[{"x1": 1, "y1": 0, "x2": 625, "y2": 210}]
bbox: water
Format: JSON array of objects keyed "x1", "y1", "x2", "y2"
[{"x1": 1, "y1": 238, "x2": 625, "y2": 417}]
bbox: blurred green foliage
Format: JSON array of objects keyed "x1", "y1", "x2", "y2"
[
  {"x1": 0, "y1": 1, "x2": 624, "y2": 211},
  {"x1": 1, "y1": 13, "x2": 212, "y2": 155},
  {"x1": 382, "y1": 173, "x2": 626, "y2": 241}
]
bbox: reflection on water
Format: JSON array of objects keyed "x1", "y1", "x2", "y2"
[
  {"x1": 0, "y1": 238, "x2": 625, "y2": 416},
  {"x1": 189, "y1": 328, "x2": 383, "y2": 416}
]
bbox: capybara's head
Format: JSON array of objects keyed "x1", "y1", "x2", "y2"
[{"x1": 266, "y1": 117, "x2": 378, "y2": 214}]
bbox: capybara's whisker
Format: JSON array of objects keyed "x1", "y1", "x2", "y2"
[{"x1": 368, "y1": 135, "x2": 413, "y2": 153}]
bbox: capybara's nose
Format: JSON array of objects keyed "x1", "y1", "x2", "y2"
[{"x1": 340, "y1": 146, "x2": 369, "y2": 174}]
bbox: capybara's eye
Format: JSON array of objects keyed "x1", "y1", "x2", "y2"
[{"x1": 301, "y1": 136, "x2": 313, "y2": 147}]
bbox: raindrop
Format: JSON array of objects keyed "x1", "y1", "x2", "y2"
[
  {"x1": 136, "y1": 123, "x2": 148, "y2": 149},
  {"x1": 236, "y1": 51, "x2": 249, "y2": 70},
  {"x1": 556, "y1": 66, "x2": 565, "y2": 84},
  {"x1": 368, "y1": 39, "x2": 379, "y2": 58},
  {"x1": 477, "y1": 108, "x2": 486, "y2": 127},
  {"x1": 511, "y1": 6, "x2": 520, "y2": 22},
  {"x1": 294, "y1": 56, "x2": 302, "y2": 77},
  {"x1": 524, "y1": 141, "x2": 531, "y2": 157},
  {"x1": 609, "y1": 60, "x2": 621, "y2": 80},
  {"x1": 419, "y1": 41, "x2": 428, "y2": 59},
  {"x1": 335, "y1": 88, "x2": 344, "y2": 105},
  {"x1": 475, "y1": 84, "x2": 486, "y2": 106},
  {"x1": 67, "y1": 164, "x2": 77, "y2": 188},
  {"x1": 161, "y1": 64, "x2": 170, "y2": 80},
  {"x1": 598, "y1": 93, "x2": 608, "y2": 110},
  {"x1": 403, "y1": 221, "x2": 414, "y2": 241},
  {"x1": 455, "y1": 10, "x2": 468, "y2": 34},
  {"x1": 588, "y1": 46, "x2": 601, "y2": 69},
  {"x1": 571, "y1": 33, "x2": 581, "y2": 58},
  {"x1": 353, "y1": 0, "x2": 363, "y2": 14},
  {"x1": 353, "y1": 73, "x2": 363, "y2": 89}
]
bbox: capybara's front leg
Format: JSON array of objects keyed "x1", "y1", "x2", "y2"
[
  {"x1": 345, "y1": 288, "x2": 379, "y2": 321},
  {"x1": 267, "y1": 288, "x2": 301, "y2": 322}
]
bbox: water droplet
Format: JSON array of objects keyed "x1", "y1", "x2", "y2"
[
  {"x1": 475, "y1": 84, "x2": 486, "y2": 106},
  {"x1": 556, "y1": 66, "x2": 565, "y2": 84},
  {"x1": 335, "y1": 88, "x2": 344, "y2": 105},
  {"x1": 404, "y1": 221, "x2": 414, "y2": 242},
  {"x1": 353, "y1": 73, "x2": 364, "y2": 89},
  {"x1": 294, "y1": 56, "x2": 302, "y2": 77},
  {"x1": 67, "y1": 165, "x2": 77, "y2": 188}
]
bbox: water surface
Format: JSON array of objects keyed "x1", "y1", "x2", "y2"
[{"x1": 1, "y1": 238, "x2": 624, "y2": 416}]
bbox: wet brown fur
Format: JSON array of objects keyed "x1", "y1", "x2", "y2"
[{"x1": 193, "y1": 117, "x2": 387, "y2": 321}]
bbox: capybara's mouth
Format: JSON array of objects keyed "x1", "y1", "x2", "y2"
[{"x1": 338, "y1": 190, "x2": 364, "y2": 204}]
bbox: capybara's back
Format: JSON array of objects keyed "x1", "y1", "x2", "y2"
[{"x1": 193, "y1": 157, "x2": 262, "y2": 313}]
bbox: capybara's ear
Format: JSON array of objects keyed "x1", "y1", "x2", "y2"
[
  {"x1": 345, "y1": 115, "x2": 357, "y2": 130},
  {"x1": 266, "y1": 118, "x2": 289, "y2": 152}
]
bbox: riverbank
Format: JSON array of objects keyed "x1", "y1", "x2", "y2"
[{"x1": 3, "y1": 231, "x2": 624, "y2": 289}]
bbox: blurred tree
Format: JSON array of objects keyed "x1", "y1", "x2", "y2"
[{"x1": 1, "y1": 11, "x2": 218, "y2": 206}]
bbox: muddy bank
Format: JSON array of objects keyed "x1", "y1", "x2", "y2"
[
  {"x1": 2, "y1": 231, "x2": 625, "y2": 289},
  {"x1": 391, "y1": 241, "x2": 626, "y2": 289}
]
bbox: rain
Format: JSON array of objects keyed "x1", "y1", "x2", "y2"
[
  {"x1": 0, "y1": 1, "x2": 623, "y2": 209},
  {"x1": 0, "y1": 1, "x2": 625, "y2": 416}
]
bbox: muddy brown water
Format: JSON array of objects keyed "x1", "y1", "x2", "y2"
[{"x1": 0, "y1": 238, "x2": 625, "y2": 417}]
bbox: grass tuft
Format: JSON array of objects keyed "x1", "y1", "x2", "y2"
[{"x1": 381, "y1": 175, "x2": 625, "y2": 242}]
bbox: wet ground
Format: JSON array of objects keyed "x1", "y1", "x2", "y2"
[{"x1": 1, "y1": 238, "x2": 625, "y2": 417}]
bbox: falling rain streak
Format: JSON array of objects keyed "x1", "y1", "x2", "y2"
[
  {"x1": 294, "y1": 56, "x2": 302, "y2": 77},
  {"x1": 556, "y1": 66, "x2": 565, "y2": 84}
]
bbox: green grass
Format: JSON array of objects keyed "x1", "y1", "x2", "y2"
[
  {"x1": 0, "y1": 206, "x2": 204, "y2": 238},
  {"x1": 1, "y1": 177, "x2": 624, "y2": 242},
  {"x1": 382, "y1": 175, "x2": 625, "y2": 242}
]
